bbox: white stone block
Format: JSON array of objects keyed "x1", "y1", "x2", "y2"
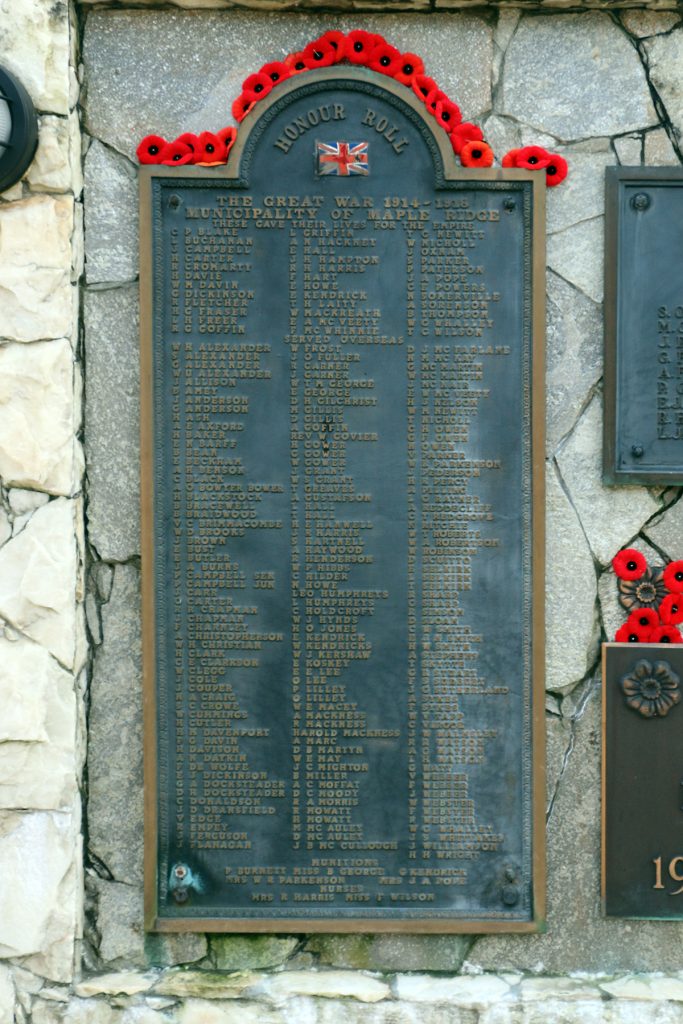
[
  {"x1": 0, "y1": 811, "x2": 78, "y2": 982},
  {"x1": 251, "y1": 970, "x2": 390, "y2": 1004},
  {"x1": 0, "y1": 966, "x2": 14, "y2": 1024},
  {"x1": 393, "y1": 973, "x2": 510, "y2": 1006},
  {"x1": 0, "y1": 196, "x2": 74, "y2": 343},
  {"x1": 0, "y1": 633, "x2": 76, "y2": 810},
  {"x1": 0, "y1": 0, "x2": 71, "y2": 114},
  {"x1": 0, "y1": 338, "x2": 81, "y2": 495},
  {"x1": 0, "y1": 497, "x2": 79, "y2": 670}
]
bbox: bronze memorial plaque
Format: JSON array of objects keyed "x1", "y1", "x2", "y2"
[
  {"x1": 604, "y1": 167, "x2": 683, "y2": 485},
  {"x1": 603, "y1": 644, "x2": 683, "y2": 919},
  {"x1": 140, "y1": 68, "x2": 545, "y2": 932}
]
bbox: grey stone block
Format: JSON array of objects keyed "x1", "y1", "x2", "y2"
[
  {"x1": 84, "y1": 284, "x2": 140, "y2": 563},
  {"x1": 88, "y1": 563, "x2": 143, "y2": 886},
  {"x1": 307, "y1": 934, "x2": 472, "y2": 972},
  {"x1": 82, "y1": 11, "x2": 491, "y2": 162},
  {"x1": 84, "y1": 140, "x2": 138, "y2": 285}
]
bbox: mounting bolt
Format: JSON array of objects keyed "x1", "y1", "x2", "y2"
[
  {"x1": 631, "y1": 444, "x2": 644, "y2": 458},
  {"x1": 631, "y1": 192, "x2": 650, "y2": 212},
  {"x1": 169, "y1": 194, "x2": 181, "y2": 210},
  {"x1": 502, "y1": 883, "x2": 520, "y2": 906},
  {"x1": 503, "y1": 198, "x2": 516, "y2": 213}
]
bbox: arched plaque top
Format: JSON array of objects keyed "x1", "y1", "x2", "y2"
[{"x1": 230, "y1": 66, "x2": 459, "y2": 188}]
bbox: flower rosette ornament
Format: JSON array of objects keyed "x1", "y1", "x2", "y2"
[
  {"x1": 620, "y1": 659, "x2": 681, "y2": 717},
  {"x1": 611, "y1": 547, "x2": 683, "y2": 643}
]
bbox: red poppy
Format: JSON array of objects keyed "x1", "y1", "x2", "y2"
[
  {"x1": 242, "y1": 72, "x2": 273, "y2": 103},
  {"x1": 450, "y1": 122, "x2": 484, "y2": 155},
  {"x1": 626, "y1": 608, "x2": 660, "y2": 632},
  {"x1": 514, "y1": 145, "x2": 551, "y2": 171},
  {"x1": 309, "y1": 30, "x2": 346, "y2": 63},
  {"x1": 659, "y1": 593, "x2": 683, "y2": 625},
  {"x1": 345, "y1": 30, "x2": 379, "y2": 65},
  {"x1": 232, "y1": 93, "x2": 256, "y2": 122},
  {"x1": 664, "y1": 560, "x2": 683, "y2": 593},
  {"x1": 369, "y1": 42, "x2": 402, "y2": 77},
  {"x1": 545, "y1": 153, "x2": 568, "y2": 187},
  {"x1": 136, "y1": 134, "x2": 167, "y2": 164},
  {"x1": 218, "y1": 126, "x2": 237, "y2": 158},
  {"x1": 651, "y1": 624, "x2": 683, "y2": 643},
  {"x1": 434, "y1": 97, "x2": 461, "y2": 131},
  {"x1": 411, "y1": 74, "x2": 438, "y2": 106},
  {"x1": 612, "y1": 548, "x2": 647, "y2": 581},
  {"x1": 394, "y1": 52, "x2": 424, "y2": 87},
  {"x1": 284, "y1": 52, "x2": 308, "y2": 74},
  {"x1": 460, "y1": 140, "x2": 494, "y2": 168},
  {"x1": 260, "y1": 61, "x2": 291, "y2": 85},
  {"x1": 159, "y1": 141, "x2": 194, "y2": 166},
  {"x1": 175, "y1": 132, "x2": 199, "y2": 157},
  {"x1": 426, "y1": 88, "x2": 447, "y2": 114},
  {"x1": 502, "y1": 148, "x2": 521, "y2": 168},
  {"x1": 303, "y1": 35, "x2": 339, "y2": 69},
  {"x1": 615, "y1": 623, "x2": 651, "y2": 643},
  {"x1": 195, "y1": 131, "x2": 228, "y2": 165}
]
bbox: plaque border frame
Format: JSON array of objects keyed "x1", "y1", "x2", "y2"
[
  {"x1": 140, "y1": 66, "x2": 547, "y2": 934},
  {"x1": 604, "y1": 166, "x2": 683, "y2": 486}
]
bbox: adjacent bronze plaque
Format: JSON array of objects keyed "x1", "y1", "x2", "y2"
[
  {"x1": 603, "y1": 643, "x2": 683, "y2": 918},
  {"x1": 141, "y1": 68, "x2": 546, "y2": 932},
  {"x1": 604, "y1": 168, "x2": 683, "y2": 485}
]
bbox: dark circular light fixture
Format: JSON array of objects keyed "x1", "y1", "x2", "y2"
[{"x1": 0, "y1": 66, "x2": 38, "y2": 194}]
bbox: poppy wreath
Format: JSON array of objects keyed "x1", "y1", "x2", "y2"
[
  {"x1": 611, "y1": 547, "x2": 683, "y2": 643},
  {"x1": 135, "y1": 30, "x2": 568, "y2": 184}
]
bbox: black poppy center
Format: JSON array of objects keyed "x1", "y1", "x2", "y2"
[
  {"x1": 380, "y1": 56, "x2": 391, "y2": 66},
  {"x1": 548, "y1": 165, "x2": 557, "y2": 175},
  {"x1": 403, "y1": 63, "x2": 413, "y2": 74},
  {"x1": 627, "y1": 560, "x2": 637, "y2": 571},
  {"x1": 472, "y1": 149, "x2": 482, "y2": 159},
  {"x1": 663, "y1": 636, "x2": 672, "y2": 643},
  {"x1": 270, "y1": 72, "x2": 280, "y2": 81},
  {"x1": 313, "y1": 50, "x2": 323, "y2": 60},
  {"x1": 149, "y1": 145, "x2": 159, "y2": 155},
  {"x1": 628, "y1": 633, "x2": 639, "y2": 642},
  {"x1": 254, "y1": 83, "x2": 264, "y2": 93},
  {"x1": 676, "y1": 571, "x2": 683, "y2": 581},
  {"x1": 442, "y1": 111, "x2": 451, "y2": 121},
  {"x1": 636, "y1": 580, "x2": 657, "y2": 604},
  {"x1": 173, "y1": 153, "x2": 182, "y2": 161},
  {"x1": 674, "y1": 605, "x2": 679, "y2": 614},
  {"x1": 639, "y1": 616, "x2": 650, "y2": 626},
  {"x1": 528, "y1": 156, "x2": 538, "y2": 165},
  {"x1": 353, "y1": 41, "x2": 363, "y2": 52},
  {"x1": 206, "y1": 144, "x2": 214, "y2": 153},
  {"x1": 295, "y1": 61, "x2": 305, "y2": 69}
]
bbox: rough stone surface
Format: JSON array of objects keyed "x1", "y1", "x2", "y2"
[
  {"x1": 547, "y1": 216, "x2": 604, "y2": 304},
  {"x1": 644, "y1": 127, "x2": 680, "y2": 164},
  {"x1": 0, "y1": 633, "x2": 76, "y2": 810},
  {"x1": 643, "y1": 496, "x2": 683, "y2": 558},
  {"x1": 470, "y1": 684, "x2": 683, "y2": 973},
  {"x1": 153, "y1": 971, "x2": 258, "y2": 999},
  {"x1": 83, "y1": 12, "x2": 491, "y2": 161},
  {"x1": 211, "y1": 936, "x2": 299, "y2": 971},
  {"x1": 27, "y1": 113, "x2": 83, "y2": 196},
  {"x1": 0, "y1": 339, "x2": 81, "y2": 495},
  {"x1": 556, "y1": 394, "x2": 661, "y2": 565},
  {"x1": 84, "y1": 142, "x2": 138, "y2": 284},
  {"x1": 0, "y1": 196, "x2": 74, "y2": 343},
  {"x1": 308, "y1": 935, "x2": 472, "y2": 972},
  {"x1": 144, "y1": 932, "x2": 209, "y2": 968},
  {"x1": 545, "y1": 467, "x2": 599, "y2": 693},
  {"x1": 0, "y1": 810, "x2": 79, "y2": 982},
  {"x1": 622, "y1": 10, "x2": 680, "y2": 36},
  {"x1": 500, "y1": 14, "x2": 656, "y2": 141},
  {"x1": 0, "y1": 508, "x2": 10, "y2": 549},
  {"x1": 393, "y1": 974, "x2": 509, "y2": 1006},
  {"x1": 546, "y1": 270, "x2": 602, "y2": 452},
  {"x1": 250, "y1": 971, "x2": 390, "y2": 1003},
  {"x1": 0, "y1": 966, "x2": 13, "y2": 1024},
  {"x1": 75, "y1": 973, "x2": 156, "y2": 997},
  {"x1": 613, "y1": 134, "x2": 642, "y2": 165},
  {"x1": 0, "y1": 0, "x2": 70, "y2": 115},
  {"x1": 93, "y1": 880, "x2": 146, "y2": 968},
  {"x1": 0, "y1": 498, "x2": 79, "y2": 670},
  {"x1": 88, "y1": 564, "x2": 143, "y2": 885},
  {"x1": 546, "y1": 140, "x2": 615, "y2": 236},
  {"x1": 645, "y1": 30, "x2": 683, "y2": 148},
  {"x1": 84, "y1": 285, "x2": 140, "y2": 562}
]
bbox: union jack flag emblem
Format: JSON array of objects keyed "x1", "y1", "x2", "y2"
[{"x1": 316, "y1": 141, "x2": 369, "y2": 176}]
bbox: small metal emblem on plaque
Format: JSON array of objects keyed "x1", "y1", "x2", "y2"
[{"x1": 604, "y1": 168, "x2": 683, "y2": 485}]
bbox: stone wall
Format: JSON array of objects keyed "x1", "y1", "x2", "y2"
[{"x1": 4, "y1": 0, "x2": 683, "y2": 1021}]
